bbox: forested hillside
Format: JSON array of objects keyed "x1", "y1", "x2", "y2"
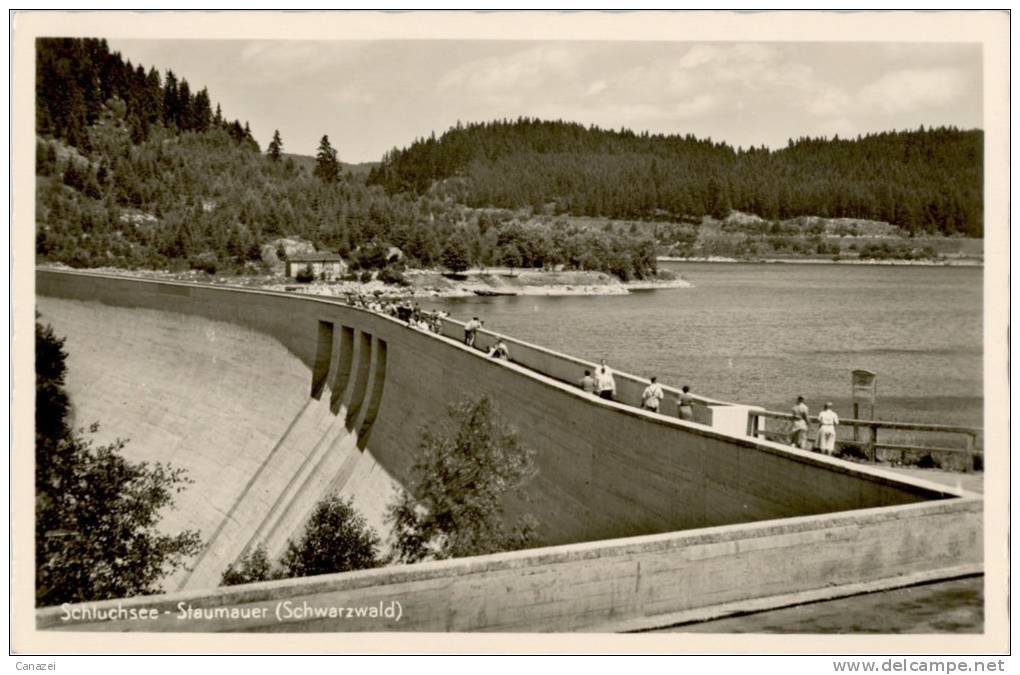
[
  {"x1": 34, "y1": 39, "x2": 660, "y2": 280},
  {"x1": 368, "y1": 119, "x2": 983, "y2": 237},
  {"x1": 35, "y1": 38, "x2": 982, "y2": 283}
]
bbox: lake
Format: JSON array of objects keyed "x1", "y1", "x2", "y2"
[{"x1": 422, "y1": 262, "x2": 983, "y2": 427}]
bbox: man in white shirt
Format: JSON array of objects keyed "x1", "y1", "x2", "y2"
[
  {"x1": 595, "y1": 360, "x2": 616, "y2": 401},
  {"x1": 816, "y1": 402, "x2": 839, "y2": 455},
  {"x1": 464, "y1": 317, "x2": 481, "y2": 346},
  {"x1": 641, "y1": 376, "x2": 664, "y2": 412}
]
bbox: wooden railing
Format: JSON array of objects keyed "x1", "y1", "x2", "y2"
[{"x1": 748, "y1": 409, "x2": 983, "y2": 471}]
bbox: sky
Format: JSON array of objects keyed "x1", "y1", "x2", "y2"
[{"x1": 107, "y1": 39, "x2": 983, "y2": 163}]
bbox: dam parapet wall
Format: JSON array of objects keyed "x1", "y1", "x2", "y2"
[{"x1": 38, "y1": 496, "x2": 981, "y2": 633}]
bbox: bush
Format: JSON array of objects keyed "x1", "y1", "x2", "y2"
[
  {"x1": 359, "y1": 270, "x2": 374, "y2": 283},
  {"x1": 387, "y1": 395, "x2": 539, "y2": 563},
  {"x1": 836, "y1": 443, "x2": 868, "y2": 461},
  {"x1": 279, "y1": 494, "x2": 380, "y2": 578},
  {"x1": 218, "y1": 495, "x2": 379, "y2": 586},
  {"x1": 378, "y1": 266, "x2": 410, "y2": 286},
  {"x1": 189, "y1": 252, "x2": 219, "y2": 275},
  {"x1": 295, "y1": 264, "x2": 314, "y2": 283},
  {"x1": 220, "y1": 544, "x2": 276, "y2": 586},
  {"x1": 351, "y1": 240, "x2": 390, "y2": 270}
]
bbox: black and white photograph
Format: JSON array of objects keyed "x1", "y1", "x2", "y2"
[{"x1": 10, "y1": 9, "x2": 1010, "y2": 658}]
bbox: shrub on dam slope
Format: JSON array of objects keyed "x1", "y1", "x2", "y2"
[
  {"x1": 387, "y1": 395, "x2": 539, "y2": 563},
  {"x1": 220, "y1": 495, "x2": 381, "y2": 587}
]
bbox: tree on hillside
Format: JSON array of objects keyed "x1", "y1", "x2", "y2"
[
  {"x1": 499, "y1": 244, "x2": 522, "y2": 275},
  {"x1": 441, "y1": 234, "x2": 471, "y2": 273},
  {"x1": 35, "y1": 321, "x2": 202, "y2": 606},
  {"x1": 387, "y1": 395, "x2": 539, "y2": 563},
  {"x1": 191, "y1": 87, "x2": 213, "y2": 132},
  {"x1": 161, "y1": 69, "x2": 180, "y2": 131},
  {"x1": 314, "y1": 134, "x2": 340, "y2": 184},
  {"x1": 243, "y1": 122, "x2": 260, "y2": 152},
  {"x1": 267, "y1": 129, "x2": 283, "y2": 162}
]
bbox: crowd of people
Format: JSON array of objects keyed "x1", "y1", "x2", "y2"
[
  {"x1": 341, "y1": 295, "x2": 842, "y2": 455},
  {"x1": 583, "y1": 363, "x2": 841, "y2": 456},
  {"x1": 339, "y1": 293, "x2": 449, "y2": 334}
]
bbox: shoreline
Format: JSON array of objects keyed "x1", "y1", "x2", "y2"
[
  {"x1": 35, "y1": 264, "x2": 693, "y2": 299},
  {"x1": 657, "y1": 256, "x2": 983, "y2": 267}
]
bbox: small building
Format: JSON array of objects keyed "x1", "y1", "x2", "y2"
[{"x1": 285, "y1": 253, "x2": 347, "y2": 281}]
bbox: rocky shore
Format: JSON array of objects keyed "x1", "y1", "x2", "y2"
[{"x1": 38, "y1": 264, "x2": 692, "y2": 300}]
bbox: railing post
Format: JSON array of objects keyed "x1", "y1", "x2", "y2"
[{"x1": 868, "y1": 424, "x2": 878, "y2": 462}]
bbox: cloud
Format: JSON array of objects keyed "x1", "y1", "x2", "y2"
[
  {"x1": 237, "y1": 41, "x2": 368, "y2": 83},
  {"x1": 806, "y1": 86, "x2": 852, "y2": 117},
  {"x1": 436, "y1": 45, "x2": 583, "y2": 93},
  {"x1": 677, "y1": 45, "x2": 720, "y2": 69},
  {"x1": 670, "y1": 94, "x2": 716, "y2": 118},
  {"x1": 584, "y1": 79, "x2": 607, "y2": 96},
  {"x1": 329, "y1": 84, "x2": 376, "y2": 106},
  {"x1": 858, "y1": 68, "x2": 969, "y2": 114}
]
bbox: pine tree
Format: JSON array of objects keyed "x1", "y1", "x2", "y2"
[
  {"x1": 267, "y1": 129, "x2": 283, "y2": 162},
  {"x1": 191, "y1": 87, "x2": 212, "y2": 132},
  {"x1": 177, "y1": 79, "x2": 193, "y2": 130},
  {"x1": 314, "y1": 134, "x2": 340, "y2": 184}
]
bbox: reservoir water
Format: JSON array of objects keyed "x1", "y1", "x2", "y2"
[{"x1": 423, "y1": 262, "x2": 983, "y2": 427}]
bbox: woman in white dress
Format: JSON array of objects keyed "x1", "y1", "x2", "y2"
[{"x1": 816, "y1": 402, "x2": 840, "y2": 455}]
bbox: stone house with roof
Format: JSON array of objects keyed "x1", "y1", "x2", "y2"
[{"x1": 285, "y1": 253, "x2": 347, "y2": 281}]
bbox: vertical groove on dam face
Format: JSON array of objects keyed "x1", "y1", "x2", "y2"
[
  {"x1": 330, "y1": 326, "x2": 355, "y2": 414},
  {"x1": 344, "y1": 330, "x2": 374, "y2": 432},
  {"x1": 310, "y1": 321, "x2": 334, "y2": 400},
  {"x1": 357, "y1": 338, "x2": 387, "y2": 450},
  {"x1": 350, "y1": 338, "x2": 380, "y2": 440}
]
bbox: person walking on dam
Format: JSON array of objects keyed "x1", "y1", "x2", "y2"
[
  {"x1": 677, "y1": 385, "x2": 695, "y2": 421},
  {"x1": 817, "y1": 402, "x2": 839, "y2": 455},
  {"x1": 595, "y1": 360, "x2": 616, "y2": 401},
  {"x1": 579, "y1": 369, "x2": 597, "y2": 394},
  {"x1": 464, "y1": 316, "x2": 482, "y2": 347},
  {"x1": 791, "y1": 395, "x2": 810, "y2": 450},
  {"x1": 641, "y1": 376, "x2": 664, "y2": 412}
]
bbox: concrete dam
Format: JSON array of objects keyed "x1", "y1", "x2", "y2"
[{"x1": 35, "y1": 269, "x2": 982, "y2": 632}]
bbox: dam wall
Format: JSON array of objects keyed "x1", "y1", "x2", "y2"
[
  {"x1": 36, "y1": 270, "x2": 972, "y2": 602},
  {"x1": 39, "y1": 496, "x2": 981, "y2": 633}
]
